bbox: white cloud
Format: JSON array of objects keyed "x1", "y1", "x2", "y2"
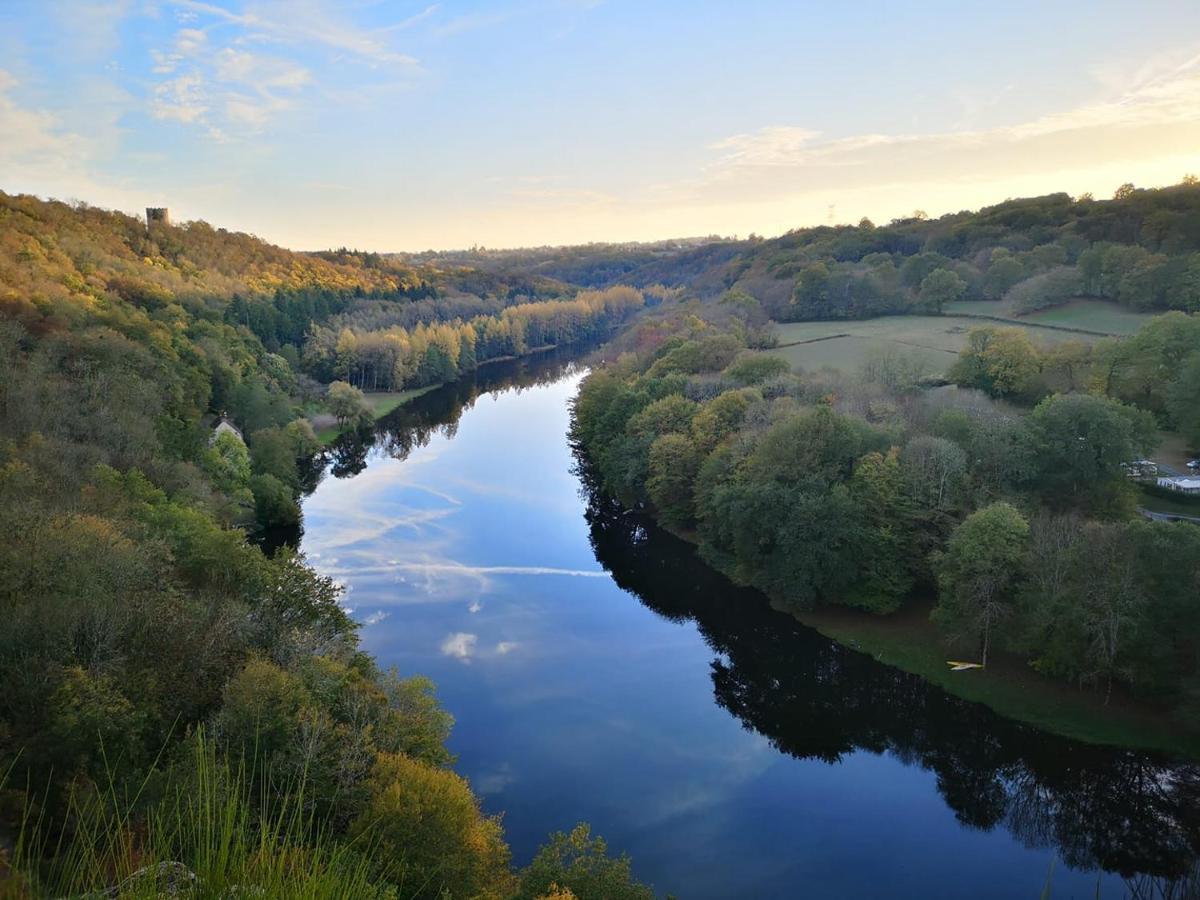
[
  {"x1": 151, "y1": 72, "x2": 207, "y2": 123},
  {"x1": 468, "y1": 600, "x2": 482, "y2": 614},
  {"x1": 440, "y1": 631, "x2": 478, "y2": 662},
  {"x1": 495, "y1": 641, "x2": 518, "y2": 655}
]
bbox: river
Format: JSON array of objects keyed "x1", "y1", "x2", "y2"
[{"x1": 300, "y1": 348, "x2": 1200, "y2": 899}]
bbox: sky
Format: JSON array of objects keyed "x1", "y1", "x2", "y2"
[{"x1": 3, "y1": 1, "x2": 1200, "y2": 251}]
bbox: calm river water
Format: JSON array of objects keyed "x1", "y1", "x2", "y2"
[{"x1": 300, "y1": 349, "x2": 1200, "y2": 899}]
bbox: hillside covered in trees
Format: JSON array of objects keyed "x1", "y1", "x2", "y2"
[
  {"x1": 549, "y1": 180, "x2": 1200, "y2": 323},
  {"x1": 0, "y1": 193, "x2": 658, "y2": 898}
]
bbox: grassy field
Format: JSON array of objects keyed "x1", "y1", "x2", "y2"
[
  {"x1": 762, "y1": 314, "x2": 1102, "y2": 375},
  {"x1": 945, "y1": 298, "x2": 1153, "y2": 335},
  {"x1": 797, "y1": 600, "x2": 1200, "y2": 757},
  {"x1": 312, "y1": 385, "x2": 441, "y2": 444},
  {"x1": 759, "y1": 300, "x2": 1155, "y2": 376}
]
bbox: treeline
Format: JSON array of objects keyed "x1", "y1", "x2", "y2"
[
  {"x1": 571, "y1": 312, "x2": 1200, "y2": 717},
  {"x1": 303, "y1": 287, "x2": 648, "y2": 392},
  {"x1": 595, "y1": 179, "x2": 1200, "y2": 321}
]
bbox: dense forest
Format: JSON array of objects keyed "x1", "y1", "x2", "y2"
[
  {"x1": 571, "y1": 301, "x2": 1200, "y2": 718},
  {"x1": 0, "y1": 193, "x2": 656, "y2": 898}
]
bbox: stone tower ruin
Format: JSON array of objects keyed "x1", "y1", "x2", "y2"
[{"x1": 146, "y1": 207, "x2": 170, "y2": 227}]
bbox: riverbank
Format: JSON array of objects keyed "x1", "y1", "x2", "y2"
[
  {"x1": 664, "y1": 522, "x2": 1199, "y2": 758},
  {"x1": 794, "y1": 600, "x2": 1200, "y2": 758}
]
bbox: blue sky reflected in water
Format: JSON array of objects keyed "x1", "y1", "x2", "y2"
[{"x1": 301, "y1": 370, "x2": 1132, "y2": 899}]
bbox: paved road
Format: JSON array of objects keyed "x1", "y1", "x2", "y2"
[{"x1": 1139, "y1": 507, "x2": 1200, "y2": 525}]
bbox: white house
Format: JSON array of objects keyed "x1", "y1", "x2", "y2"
[
  {"x1": 1157, "y1": 476, "x2": 1200, "y2": 495},
  {"x1": 210, "y1": 416, "x2": 244, "y2": 446}
]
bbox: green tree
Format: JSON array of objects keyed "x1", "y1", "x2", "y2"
[
  {"x1": 932, "y1": 502, "x2": 1030, "y2": 667},
  {"x1": 918, "y1": 268, "x2": 967, "y2": 314},
  {"x1": 949, "y1": 326, "x2": 1043, "y2": 399},
  {"x1": 1024, "y1": 393, "x2": 1156, "y2": 513},
  {"x1": 722, "y1": 354, "x2": 790, "y2": 385},
  {"x1": 516, "y1": 824, "x2": 655, "y2": 900},
  {"x1": 646, "y1": 433, "x2": 701, "y2": 529},
  {"x1": 1167, "y1": 351, "x2": 1200, "y2": 444},
  {"x1": 327, "y1": 380, "x2": 374, "y2": 429}
]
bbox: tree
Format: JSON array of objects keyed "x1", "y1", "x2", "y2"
[
  {"x1": 326, "y1": 380, "x2": 374, "y2": 429},
  {"x1": 901, "y1": 435, "x2": 967, "y2": 510},
  {"x1": 251, "y1": 472, "x2": 300, "y2": 528},
  {"x1": 982, "y1": 256, "x2": 1026, "y2": 300},
  {"x1": 918, "y1": 268, "x2": 967, "y2": 314},
  {"x1": 722, "y1": 354, "x2": 790, "y2": 385},
  {"x1": 516, "y1": 824, "x2": 655, "y2": 900},
  {"x1": 646, "y1": 433, "x2": 701, "y2": 529},
  {"x1": 1024, "y1": 393, "x2": 1156, "y2": 512},
  {"x1": 932, "y1": 502, "x2": 1030, "y2": 667},
  {"x1": 1067, "y1": 524, "x2": 1146, "y2": 703},
  {"x1": 690, "y1": 388, "x2": 758, "y2": 452},
  {"x1": 949, "y1": 326, "x2": 1043, "y2": 399},
  {"x1": 1167, "y1": 351, "x2": 1200, "y2": 445},
  {"x1": 845, "y1": 449, "x2": 915, "y2": 612}
]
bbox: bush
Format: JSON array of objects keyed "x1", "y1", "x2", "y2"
[{"x1": 349, "y1": 752, "x2": 514, "y2": 899}]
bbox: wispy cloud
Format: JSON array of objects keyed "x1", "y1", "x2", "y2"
[
  {"x1": 0, "y1": 69, "x2": 136, "y2": 207},
  {"x1": 170, "y1": 0, "x2": 419, "y2": 66},
  {"x1": 709, "y1": 49, "x2": 1200, "y2": 178},
  {"x1": 389, "y1": 562, "x2": 608, "y2": 579}
]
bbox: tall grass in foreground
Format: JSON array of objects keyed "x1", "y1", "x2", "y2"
[{"x1": 4, "y1": 734, "x2": 391, "y2": 899}]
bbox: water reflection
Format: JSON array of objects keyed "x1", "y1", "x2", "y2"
[
  {"x1": 581, "y1": 475, "x2": 1200, "y2": 893},
  {"x1": 328, "y1": 346, "x2": 589, "y2": 479},
  {"x1": 299, "y1": 351, "x2": 1200, "y2": 898}
]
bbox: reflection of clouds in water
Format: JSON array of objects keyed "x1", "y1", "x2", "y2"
[
  {"x1": 363, "y1": 610, "x2": 390, "y2": 626},
  {"x1": 318, "y1": 558, "x2": 610, "y2": 601},
  {"x1": 305, "y1": 507, "x2": 459, "y2": 558},
  {"x1": 330, "y1": 561, "x2": 609, "y2": 580},
  {"x1": 474, "y1": 762, "x2": 516, "y2": 796},
  {"x1": 496, "y1": 641, "x2": 518, "y2": 655},
  {"x1": 441, "y1": 632, "x2": 478, "y2": 662}
]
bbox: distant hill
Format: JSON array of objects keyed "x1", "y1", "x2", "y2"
[{"x1": 602, "y1": 181, "x2": 1200, "y2": 321}]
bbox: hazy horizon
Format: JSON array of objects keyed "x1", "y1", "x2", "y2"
[{"x1": 4, "y1": 1, "x2": 1200, "y2": 252}]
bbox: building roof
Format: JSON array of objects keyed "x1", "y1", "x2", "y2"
[
  {"x1": 1158, "y1": 476, "x2": 1200, "y2": 490},
  {"x1": 210, "y1": 416, "x2": 244, "y2": 444}
]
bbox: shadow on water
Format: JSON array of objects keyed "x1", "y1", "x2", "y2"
[{"x1": 579, "y1": 473, "x2": 1200, "y2": 897}]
